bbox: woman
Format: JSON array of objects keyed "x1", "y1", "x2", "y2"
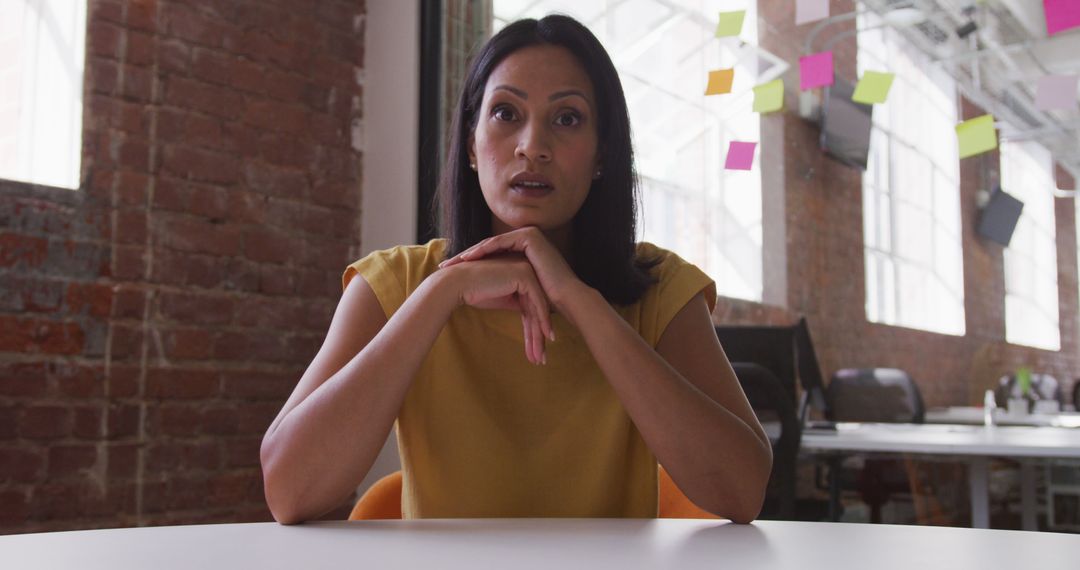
[{"x1": 260, "y1": 14, "x2": 771, "y2": 524}]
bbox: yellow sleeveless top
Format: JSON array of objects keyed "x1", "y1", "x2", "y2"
[{"x1": 343, "y1": 238, "x2": 716, "y2": 518}]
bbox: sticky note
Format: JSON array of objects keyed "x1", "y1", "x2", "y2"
[
  {"x1": 753, "y1": 79, "x2": 784, "y2": 113},
  {"x1": 725, "y1": 141, "x2": 757, "y2": 170},
  {"x1": 1044, "y1": 0, "x2": 1080, "y2": 36},
  {"x1": 796, "y1": 0, "x2": 829, "y2": 25},
  {"x1": 1035, "y1": 74, "x2": 1078, "y2": 111},
  {"x1": 705, "y1": 68, "x2": 735, "y2": 95},
  {"x1": 956, "y1": 115, "x2": 998, "y2": 159},
  {"x1": 799, "y1": 51, "x2": 834, "y2": 90},
  {"x1": 852, "y1": 71, "x2": 895, "y2": 104},
  {"x1": 715, "y1": 10, "x2": 746, "y2": 37}
]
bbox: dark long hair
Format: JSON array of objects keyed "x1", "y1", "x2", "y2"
[{"x1": 434, "y1": 14, "x2": 658, "y2": 306}]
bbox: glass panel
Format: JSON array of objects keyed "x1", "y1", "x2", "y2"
[
  {"x1": 0, "y1": 0, "x2": 87, "y2": 189},
  {"x1": 1001, "y1": 140, "x2": 1060, "y2": 350},
  {"x1": 858, "y1": 1, "x2": 964, "y2": 335}
]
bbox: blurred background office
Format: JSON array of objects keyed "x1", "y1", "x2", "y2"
[{"x1": 1, "y1": 0, "x2": 1078, "y2": 535}]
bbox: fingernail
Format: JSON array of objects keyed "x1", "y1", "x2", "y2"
[
  {"x1": 548, "y1": 330, "x2": 555, "y2": 342},
  {"x1": 541, "y1": 352, "x2": 547, "y2": 365}
]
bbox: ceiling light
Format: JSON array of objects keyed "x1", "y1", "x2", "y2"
[{"x1": 882, "y1": 7, "x2": 928, "y2": 28}]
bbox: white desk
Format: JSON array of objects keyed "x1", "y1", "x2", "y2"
[
  {"x1": 925, "y1": 407, "x2": 1080, "y2": 428},
  {"x1": 1, "y1": 519, "x2": 1078, "y2": 569},
  {"x1": 801, "y1": 423, "x2": 1080, "y2": 530}
]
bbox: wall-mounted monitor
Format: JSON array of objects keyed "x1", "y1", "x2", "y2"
[
  {"x1": 977, "y1": 186, "x2": 1024, "y2": 247},
  {"x1": 820, "y1": 79, "x2": 874, "y2": 171}
]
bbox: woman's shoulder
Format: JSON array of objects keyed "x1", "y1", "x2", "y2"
[
  {"x1": 633, "y1": 241, "x2": 716, "y2": 307},
  {"x1": 634, "y1": 241, "x2": 690, "y2": 274},
  {"x1": 348, "y1": 238, "x2": 448, "y2": 274},
  {"x1": 365, "y1": 238, "x2": 448, "y2": 265},
  {"x1": 342, "y1": 238, "x2": 447, "y2": 291}
]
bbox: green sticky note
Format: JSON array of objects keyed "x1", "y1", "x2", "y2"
[
  {"x1": 956, "y1": 114, "x2": 998, "y2": 159},
  {"x1": 715, "y1": 10, "x2": 746, "y2": 37},
  {"x1": 752, "y1": 79, "x2": 784, "y2": 113},
  {"x1": 852, "y1": 71, "x2": 895, "y2": 104},
  {"x1": 1017, "y1": 367, "x2": 1032, "y2": 396}
]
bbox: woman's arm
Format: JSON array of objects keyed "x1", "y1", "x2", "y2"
[
  {"x1": 560, "y1": 286, "x2": 773, "y2": 523},
  {"x1": 439, "y1": 227, "x2": 772, "y2": 521},
  {"x1": 260, "y1": 270, "x2": 461, "y2": 524},
  {"x1": 261, "y1": 255, "x2": 553, "y2": 524}
]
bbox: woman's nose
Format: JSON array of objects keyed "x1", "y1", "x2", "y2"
[{"x1": 515, "y1": 121, "x2": 552, "y2": 163}]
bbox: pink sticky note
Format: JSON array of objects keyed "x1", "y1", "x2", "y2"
[
  {"x1": 725, "y1": 141, "x2": 757, "y2": 171},
  {"x1": 799, "y1": 51, "x2": 834, "y2": 90},
  {"x1": 1036, "y1": 74, "x2": 1078, "y2": 111},
  {"x1": 796, "y1": 0, "x2": 829, "y2": 25},
  {"x1": 1045, "y1": 0, "x2": 1080, "y2": 36}
]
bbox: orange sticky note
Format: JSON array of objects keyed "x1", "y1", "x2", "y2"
[{"x1": 705, "y1": 69, "x2": 735, "y2": 95}]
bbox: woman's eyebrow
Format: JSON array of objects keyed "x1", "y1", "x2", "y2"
[
  {"x1": 549, "y1": 89, "x2": 589, "y2": 103},
  {"x1": 493, "y1": 85, "x2": 528, "y2": 99}
]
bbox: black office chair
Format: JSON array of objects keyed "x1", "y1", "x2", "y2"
[
  {"x1": 715, "y1": 318, "x2": 827, "y2": 520},
  {"x1": 731, "y1": 362, "x2": 800, "y2": 520},
  {"x1": 824, "y1": 368, "x2": 946, "y2": 524},
  {"x1": 1073, "y1": 380, "x2": 1080, "y2": 411},
  {"x1": 827, "y1": 368, "x2": 925, "y2": 424}
]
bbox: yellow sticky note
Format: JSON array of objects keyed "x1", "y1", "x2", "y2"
[
  {"x1": 705, "y1": 69, "x2": 735, "y2": 95},
  {"x1": 852, "y1": 71, "x2": 895, "y2": 104},
  {"x1": 715, "y1": 10, "x2": 746, "y2": 37},
  {"x1": 956, "y1": 114, "x2": 998, "y2": 159},
  {"x1": 753, "y1": 79, "x2": 784, "y2": 113}
]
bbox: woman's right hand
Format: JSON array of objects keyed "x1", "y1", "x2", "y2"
[{"x1": 438, "y1": 252, "x2": 554, "y2": 365}]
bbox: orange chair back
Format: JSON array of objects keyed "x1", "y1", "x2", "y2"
[
  {"x1": 348, "y1": 471, "x2": 403, "y2": 520},
  {"x1": 657, "y1": 466, "x2": 719, "y2": 519},
  {"x1": 348, "y1": 466, "x2": 718, "y2": 520}
]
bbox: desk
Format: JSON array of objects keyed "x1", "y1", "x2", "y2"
[
  {"x1": 801, "y1": 423, "x2": 1080, "y2": 530},
  {"x1": 1, "y1": 519, "x2": 1078, "y2": 569},
  {"x1": 925, "y1": 407, "x2": 1080, "y2": 428}
]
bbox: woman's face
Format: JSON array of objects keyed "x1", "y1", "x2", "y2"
[{"x1": 469, "y1": 44, "x2": 600, "y2": 236}]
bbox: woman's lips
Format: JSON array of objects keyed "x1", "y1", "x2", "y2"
[
  {"x1": 510, "y1": 183, "x2": 553, "y2": 198},
  {"x1": 509, "y1": 171, "x2": 553, "y2": 197}
]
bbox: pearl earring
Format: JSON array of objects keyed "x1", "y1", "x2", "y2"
[
  {"x1": 470, "y1": 162, "x2": 477, "y2": 171},
  {"x1": 593, "y1": 167, "x2": 603, "y2": 179}
]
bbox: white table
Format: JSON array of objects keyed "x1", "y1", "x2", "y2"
[
  {"x1": 1, "y1": 519, "x2": 1078, "y2": 569},
  {"x1": 801, "y1": 423, "x2": 1080, "y2": 530},
  {"x1": 925, "y1": 407, "x2": 1080, "y2": 428}
]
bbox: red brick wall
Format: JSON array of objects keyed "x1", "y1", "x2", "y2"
[
  {"x1": 742, "y1": 0, "x2": 1079, "y2": 408},
  {"x1": 1, "y1": 0, "x2": 365, "y2": 534}
]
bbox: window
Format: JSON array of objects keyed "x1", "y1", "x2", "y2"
[
  {"x1": 493, "y1": 0, "x2": 768, "y2": 302},
  {"x1": 0, "y1": 0, "x2": 87, "y2": 190},
  {"x1": 1002, "y1": 140, "x2": 1060, "y2": 351},
  {"x1": 858, "y1": 9, "x2": 965, "y2": 335}
]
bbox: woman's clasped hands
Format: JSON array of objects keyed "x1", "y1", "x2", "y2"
[{"x1": 437, "y1": 226, "x2": 583, "y2": 366}]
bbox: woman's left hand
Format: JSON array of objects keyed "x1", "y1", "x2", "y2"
[{"x1": 438, "y1": 226, "x2": 585, "y2": 314}]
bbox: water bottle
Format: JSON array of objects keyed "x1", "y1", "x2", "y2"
[{"x1": 983, "y1": 389, "x2": 996, "y2": 427}]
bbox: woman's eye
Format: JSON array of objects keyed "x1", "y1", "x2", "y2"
[
  {"x1": 555, "y1": 111, "x2": 581, "y2": 127},
  {"x1": 492, "y1": 106, "x2": 516, "y2": 121}
]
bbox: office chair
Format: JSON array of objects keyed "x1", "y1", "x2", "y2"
[
  {"x1": 348, "y1": 465, "x2": 719, "y2": 521},
  {"x1": 714, "y1": 317, "x2": 825, "y2": 520},
  {"x1": 995, "y1": 373, "x2": 1063, "y2": 409},
  {"x1": 824, "y1": 368, "x2": 952, "y2": 525},
  {"x1": 731, "y1": 362, "x2": 800, "y2": 520},
  {"x1": 827, "y1": 368, "x2": 925, "y2": 424}
]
